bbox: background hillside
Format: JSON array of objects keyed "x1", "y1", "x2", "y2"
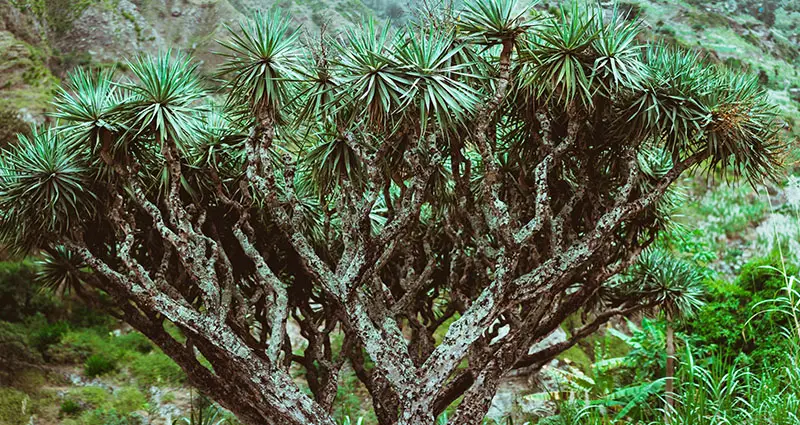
[{"x1": 0, "y1": 1, "x2": 799, "y2": 425}]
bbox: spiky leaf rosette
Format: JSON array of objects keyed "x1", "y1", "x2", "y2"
[
  {"x1": 590, "y1": 9, "x2": 645, "y2": 94},
  {"x1": 303, "y1": 133, "x2": 367, "y2": 196},
  {"x1": 593, "y1": 249, "x2": 705, "y2": 317},
  {"x1": 457, "y1": 0, "x2": 537, "y2": 44},
  {"x1": 392, "y1": 29, "x2": 481, "y2": 133},
  {"x1": 334, "y1": 18, "x2": 407, "y2": 129},
  {"x1": 37, "y1": 245, "x2": 87, "y2": 295},
  {"x1": 523, "y1": 3, "x2": 598, "y2": 106},
  {"x1": 698, "y1": 71, "x2": 784, "y2": 183},
  {"x1": 118, "y1": 51, "x2": 206, "y2": 150},
  {"x1": 218, "y1": 9, "x2": 302, "y2": 121},
  {"x1": 620, "y1": 46, "x2": 783, "y2": 185},
  {"x1": 628, "y1": 248, "x2": 705, "y2": 318},
  {"x1": 0, "y1": 127, "x2": 95, "y2": 254},
  {"x1": 187, "y1": 107, "x2": 248, "y2": 176},
  {"x1": 293, "y1": 52, "x2": 339, "y2": 126},
  {"x1": 620, "y1": 46, "x2": 708, "y2": 152},
  {"x1": 52, "y1": 67, "x2": 124, "y2": 153}
]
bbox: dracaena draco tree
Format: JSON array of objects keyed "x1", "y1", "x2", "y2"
[{"x1": 0, "y1": 1, "x2": 783, "y2": 424}]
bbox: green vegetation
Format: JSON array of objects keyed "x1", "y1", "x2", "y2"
[
  {"x1": 83, "y1": 353, "x2": 117, "y2": 377},
  {"x1": 0, "y1": 260, "x2": 187, "y2": 424},
  {"x1": 0, "y1": 388, "x2": 32, "y2": 425},
  {"x1": 129, "y1": 351, "x2": 186, "y2": 386},
  {"x1": 0, "y1": 0, "x2": 797, "y2": 424},
  {"x1": 534, "y1": 255, "x2": 800, "y2": 425}
]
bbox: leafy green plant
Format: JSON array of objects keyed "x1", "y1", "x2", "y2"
[
  {"x1": 608, "y1": 318, "x2": 667, "y2": 382},
  {"x1": 68, "y1": 386, "x2": 111, "y2": 408},
  {"x1": 29, "y1": 319, "x2": 69, "y2": 354},
  {"x1": 84, "y1": 353, "x2": 117, "y2": 377},
  {"x1": 0, "y1": 261, "x2": 54, "y2": 322},
  {"x1": 0, "y1": 388, "x2": 32, "y2": 425},
  {"x1": 112, "y1": 386, "x2": 146, "y2": 415},
  {"x1": 0, "y1": 322, "x2": 42, "y2": 382},
  {"x1": 60, "y1": 399, "x2": 82, "y2": 416},
  {"x1": 0, "y1": 126, "x2": 96, "y2": 255},
  {"x1": 530, "y1": 318, "x2": 666, "y2": 423},
  {"x1": 684, "y1": 255, "x2": 799, "y2": 366},
  {"x1": 74, "y1": 408, "x2": 142, "y2": 425},
  {"x1": 115, "y1": 331, "x2": 153, "y2": 354},
  {"x1": 217, "y1": 9, "x2": 301, "y2": 119}
]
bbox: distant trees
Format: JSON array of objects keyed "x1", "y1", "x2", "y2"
[{"x1": 0, "y1": 1, "x2": 782, "y2": 424}]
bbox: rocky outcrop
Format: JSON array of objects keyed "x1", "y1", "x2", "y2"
[
  {"x1": 0, "y1": 0, "x2": 56, "y2": 122},
  {"x1": 54, "y1": 0, "x2": 242, "y2": 70},
  {"x1": 485, "y1": 328, "x2": 568, "y2": 422},
  {"x1": 51, "y1": 0, "x2": 379, "y2": 72}
]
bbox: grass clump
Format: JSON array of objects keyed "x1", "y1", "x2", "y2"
[
  {"x1": 59, "y1": 399, "x2": 82, "y2": 417},
  {"x1": 111, "y1": 386, "x2": 147, "y2": 414},
  {"x1": 84, "y1": 353, "x2": 117, "y2": 378},
  {"x1": 67, "y1": 386, "x2": 111, "y2": 408}
]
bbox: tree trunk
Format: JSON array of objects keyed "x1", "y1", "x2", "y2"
[
  {"x1": 397, "y1": 401, "x2": 434, "y2": 425},
  {"x1": 665, "y1": 311, "x2": 675, "y2": 424}
]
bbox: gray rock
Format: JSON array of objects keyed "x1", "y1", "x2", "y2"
[
  {"x1": 485, "y1": 328, "x2": 568, "y2": 421},
  {"x1": 789, "y1": 87, "x2": 800, "y2": 102}
]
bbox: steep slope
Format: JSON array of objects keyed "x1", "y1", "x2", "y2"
[{"x1": 0, "y1": 0, "x2": 57, "y2": 128}]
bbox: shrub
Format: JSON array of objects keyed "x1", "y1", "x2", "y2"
[
  {"x1": 68, "y1": 386, "x2": 111, "y2": 408},
  {"x1": 0, "y1": 322, "x2": 42, "y2": 383},
  {"x1": 49, "y1": 329, "x2": 114, "y2": 364},
  {"x1": 683, "y1": 254, "x2": 799, "y2": 366},
  {"x1": 84, "y1": 354, "x2": 117, "y2": 378},
  {"x1": 0, "y1": 261, "x2": 50, "y2": 322},
  {"x1": 76, "y1": 408, "x2": 142, "y2": 425},
  {"x1": 60, "y1": 399, "x2": 82, "y2": 416},
  {"x1": 112, "y1": 387, "x2": 147, "y2": 415},
  {"x1": 29, "y1": 319, "x2": 69, "y2": 354}
]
